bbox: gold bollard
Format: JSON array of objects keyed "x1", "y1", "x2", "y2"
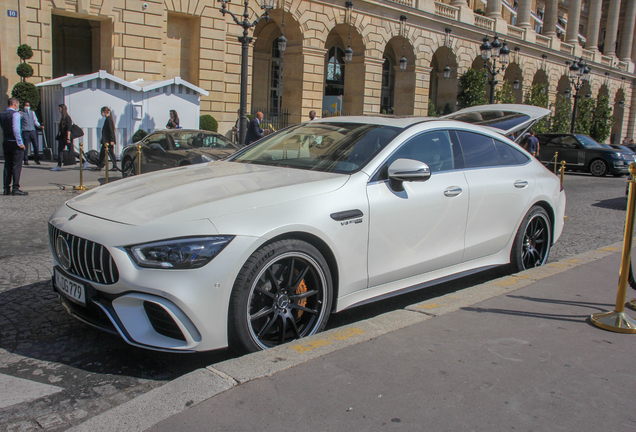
[
  {"x1": 590, "y1": 163, "x2": 636, "y2": 333},
  {"x1": 559, "y1": 160, "x2": 566, "y2": 187},
  {"x1": 73, "y1": 142, "x2": 87, "y2": 191},
  {"x1": 137, "y1": 144, "x2": 142, "y2": 175},
  {"x1": 554, "y1": 151, "x2": 559, "y2": 174},
  {"x1": 104, "y1": 142, "x2": 109, "y2": 184}
]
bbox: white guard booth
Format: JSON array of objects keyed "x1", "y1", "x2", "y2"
[{"x1": 36, "y1": 71, "x2": 208, "y2": 160}]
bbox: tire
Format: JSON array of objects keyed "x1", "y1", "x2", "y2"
[
  {"x1": 122, "y1": 157, "x2": 136, "y2": 178},
  {"x1": 228, "y1": 239, "x2": 333, "y2": 353},
  {"x1": 589, "y1": 159, "x2": 608, "y2": 177},
  {"x1": 509, "y1": 206, "x2": 552, "y2": 272}
]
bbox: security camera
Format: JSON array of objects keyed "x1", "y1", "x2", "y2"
[{"x1": 142, "y1": 3, "x2": 148, "y2": 9}]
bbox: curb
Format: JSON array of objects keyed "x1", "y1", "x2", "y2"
[{"x1": 67, "y1": 241, "x2": 624, "y2": 432}]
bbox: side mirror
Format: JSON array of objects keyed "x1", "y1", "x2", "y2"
[
  {"x1": 149, "y1": 143, "x2": 165, "y2": 152},
  {"x1": 388, "y1": 158, "x2": 431, "y2": 191}
]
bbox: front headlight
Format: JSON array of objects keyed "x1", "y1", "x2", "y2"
[
  {"x1": 200, "y1": 155, "x2": 214, "y2": 162},
  {"x1": 128, "y1": 236, "x2": 234, "y2": 269}
]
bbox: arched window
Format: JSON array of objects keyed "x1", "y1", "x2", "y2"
[
  {"x1": 270, "y1": 38, "x2": 282, "y2": 114},
  {"x1": 381, "y1": 56, "x2": 395, "y2": 114},
  {"x1": 325, "y1": 46, "x2": 345, "y2": 96}
]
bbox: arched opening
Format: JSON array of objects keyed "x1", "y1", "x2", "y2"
[
  {"x1": 383, "y1": 36, "x2": 416, "y2": 115},
  {"x1": 503, "y1": 63, "x2": 523, "y2": 103},
  {"x1": 611, "y1": 89, "x2": 625, "y2": 143},
  {"x1": 323, "y1": 24, "x2": 365, "y2": 116},
  {"x1": 556, "y1": 74, "x2": 571, "y2": 96},
  {"x1": 429, "y1": 46, "x2": 459, "y2": 115},
  {"x1": 252, "y1": 11, "x2": 303, "y2": 124},
  {"x1": 598, "y1": 84, "x2": 609, "y2": 99}
]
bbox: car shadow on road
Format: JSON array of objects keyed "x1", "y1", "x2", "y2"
[
  {"x1": 0, "y1": 279, "x2": 235, "y2": 380},
  {"x1": 592, "y1": 197, "x2": 627, "y2": 211}
]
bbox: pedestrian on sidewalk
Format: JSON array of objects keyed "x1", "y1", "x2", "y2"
[
  {"x1": 245, "y1": 111, "x2": 269, "y2": 145},
  {"x1": 166, "y1": 110, "x2": 180, "y2": 129},
  {"x1": 1, "y1": 97, "x2": 28, "y2": 196},
  {"x1": 523, "y1": 130, "x2": 540, "y2": 157},
  {"x1": 97, "y1": 106, "x2": 118, "y2": 172},
  {"x1": 20, "y1": 101, "x2": 43, "y2": 166},
  {"x1": 308, "y1": 110, "x2": 316, "y2": 121},
  {"x1": 52, "y1": 104, "x2": 72, "y2": 171}
]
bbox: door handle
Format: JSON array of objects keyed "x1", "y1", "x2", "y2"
[
  {"x1": 514, "y1": 180, "x2": 529, "y2": 188},
  {"x1": 444, "y1": 186, "x2": 463, "y2": 197}
]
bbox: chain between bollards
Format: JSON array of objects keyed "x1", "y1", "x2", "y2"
[
  {"x1": 104, "y1": 142, "x2": 109, "y2": 184},
  {"x1": 590, "y1": 162, "x2": 636, "y2": 333},
  {"x1": 137, "y1": 144, "x2": 141, "y2": 175},
  {"x1": 73, "y1": 142, "x2": 87, "y2": 191},
  {"x1": 554, "y1": 151, "x2": 559, "y2": 174},
  {"x1": 559, "y1": 160, "x2": 565, "y2": 187}
]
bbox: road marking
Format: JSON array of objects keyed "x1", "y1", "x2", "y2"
[
  {"x1": 417, "y1": 303, "x2": 443, "y2": 310},
  {"x1": 0, "y1": 373, "x2": 63, "y2": 409},
  {"x1": 289, "y1": 328, "x2": 366, "y2": 354}
]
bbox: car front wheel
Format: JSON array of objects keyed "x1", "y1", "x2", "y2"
[
  {"x1": 510, "y1": 206, "x2": 552, "y2": 272},
  {"x1": 228, "y1": 239, "x2": 333, "y2": 353},
  {"x1": 122, "y1": 157, "x2": 136, "y2": 178},
  {"x1": 589, "y1": 159, "x2": 608, "y2": 177}
]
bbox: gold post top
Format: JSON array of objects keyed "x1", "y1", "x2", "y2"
[
  {"x1": 630, "y1": 162, "x2": 636, "y2": 177},
  {"x1": 561, "y1": 160, "x2": 566, "y2": 167}
]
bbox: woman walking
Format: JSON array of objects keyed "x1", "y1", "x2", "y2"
[
  {"x1": 166, "y1": 110, "x2": 180, "y2": 129},
  {"x1": 51, "y1": 104, "x2": 72, "y2": 171},
  {"x1": 97, "y1": 106, "x2": 118, "y2": 171}
]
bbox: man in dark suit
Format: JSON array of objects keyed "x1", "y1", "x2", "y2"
[
  {"x1": 244, "y1": 111, "x2": 269, "y2": 145},
  {"x1": 2, "y1": 97, "x2": 28, "y2": 196}
]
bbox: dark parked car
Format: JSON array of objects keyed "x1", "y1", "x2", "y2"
[
  {"x1": 121, "y1": 129, "x2": 240, "y2": 177},
  {"x1": 535, "y1": 133, "x2": 636, "y2": 177}
]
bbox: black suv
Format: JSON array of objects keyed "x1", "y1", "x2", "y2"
[{"x1": 535, "y1": 133, "x2": 636, "y2": 177}]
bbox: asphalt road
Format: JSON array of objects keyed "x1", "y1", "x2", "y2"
[{"x1": 0, "y1": 171, "x2": 630, "y2": 431}]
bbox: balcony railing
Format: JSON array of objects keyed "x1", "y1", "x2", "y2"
[
  {"x1": 536, "y1": 34, "x2": 551, "y2": 48},
  {"x1": 507, "y1": 25, "x2": 525, "y2": 39},
  {"x1": 617, "y1": 61, "x2": 628, "y2": 71},
  {"x1": 474, "y1": 14, "x2": 494, "y2": 31},
  {"x1": 600, "y1": 55, "x2": 612, "y2": 66},
  {"x1": 387, "y1": 0, "x2": 414, "y2": 6},
  {"x1": 581, "y1": 49, "x2": 594, "y2": 61},
  {"x1": 560, "y1": 42, "x2": 574, "y2": 55},
  {"x1": 434, "y1": 2, "x2": 459, "y2": 20}
]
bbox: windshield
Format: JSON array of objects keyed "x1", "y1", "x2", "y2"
[
  {"x1": 228, "y1": 122, "x2": 403, "y2": 173},
  {"x1": 576, "y1": 135, "x2": 604, "y2": 149},
  {"x1": 169, "y1": 131, "x2": 239, "y2": 150},
  {"x1": 444, "y1": 111, "x2": 531, "y2": 131}
]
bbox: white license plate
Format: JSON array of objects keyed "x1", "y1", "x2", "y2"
[{"x1": 55, "y1": 270, "x2": 86, "y2": 305}]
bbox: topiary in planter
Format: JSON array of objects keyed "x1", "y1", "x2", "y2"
[
  {"x1": 199, "y1": 114, "x2": 218, "y2": 132},
  {"x1": 11, "y1": 81, "x2": 40, "y2": 110},
  {"x1": 16, "y1": 63, "x2": 34, "y2": 79},
  {"x1": 132, "y1": 129, "x2": 148, "y2": 142}
]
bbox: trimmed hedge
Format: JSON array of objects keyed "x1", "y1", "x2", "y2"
[{"x1": 200, "y1": 114, "x2": 218, "y2": 132}]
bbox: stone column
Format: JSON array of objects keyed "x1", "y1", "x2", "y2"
[
  {"x1": 361, "y1": 56, "x2": 384, "y2": 114},
  {"x1": 604, "y1": 0, "x2": 622, "y2": 56},
  {"x1": 543, "y1": 0, "x2": 558, "y2": 38},
  {"x1": 300, "y1": 46, "x2": 327, "y2": 119},
  {"x1": 632, "y1": 26, "x2": 636, "y2": 63},
  {"x1": 565, "y1": 0, "x2": 581, "y2": 45},
  {"x1": 450, "y1": 0, "x2": 466, "y2": 5},
  {"x1": 516, "y1": 0, "x2": 532, "y2": 30},
  {"x1": 486, "y1": 0, "x2": 502, "y2": 18},
  {"x1": 586, "y1": 0, "x2": 603, "y2": 51},
  {"x1": 619, "y1": 0, "x2": 636, "y2": 61}
]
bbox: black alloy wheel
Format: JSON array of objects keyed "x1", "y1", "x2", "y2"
[
  {"x1": 122, "y1": 157, "x2": 136, "y2": 178},
  {"x1": 229, "y1": 240, "x2": 332, "y2": 353},
  {"x1": 589, "y1": 159, "x2": 608, "y2": 177},
  {"x1": 510, "y1": 206, "x2": 552, "y2": 272}
]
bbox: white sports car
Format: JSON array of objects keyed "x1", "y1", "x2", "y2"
[{"x1": 48, "y1": 105, "x2": 565, "y2": 353}]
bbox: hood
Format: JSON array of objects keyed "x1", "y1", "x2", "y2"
[{"x1": 66, "y1": 161, "x2": 348, "y2": 225}]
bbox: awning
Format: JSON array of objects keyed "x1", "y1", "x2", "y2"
[
  {"x1": 531, "y1": 10, "x2": 543, "y2": 25},
  {"x1": 502, "y1": 0, "x2": 517, "y2": 16}
]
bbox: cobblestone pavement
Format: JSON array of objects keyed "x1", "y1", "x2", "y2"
[{"x1": 0, "y1": 173, "x2": 630, "y2": 431}]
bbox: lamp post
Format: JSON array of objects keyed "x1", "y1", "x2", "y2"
[
  {"x1": 566, "y1": 57, "x2": 591, "y2": 134},
  {"x1": 480, "y1": 34, "x2": 510, "y2": 104},
  {"x1": 277, "y1": 7, "x2": 287, "y2": 124},
  {"x1": 218, "y1": 0, "x2": 275, "y2": 145}
]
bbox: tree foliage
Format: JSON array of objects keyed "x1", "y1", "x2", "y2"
[
  {"x1": 16, "y1": 63, "x2": 34, "y2": 79},
  {"x1": 199, "y1": 114, "x2": 218, "y2": 132},
  {"x1": 11, "y1": 82, "x2": 40, "y2": 110},
  {"x1": 458, "y1": 68, "x2": 487, "y2": 108},
  {"x1": 427, "y1": 100, "x2": 439, "y2": 117},
  {"x1": 132, "y1": 129, "x2": 148, "y2": 143},
  {"x1": 574, "y1": 96, "x2": 594, "y2": 136},
  {"x1": 524, "y1": 83, "x2": 549, "y2": 133},
  {"x1": 495, "y1": 80, "x2": 515, "y2": 104},
  {"x1": 17, "y1": 44, "x2": 33, "y2": 61},
  {"x1": 550, "y1": 94, "x2": 572, "y2": 133},
  {"x1": 590, "y1": 94, "x2": 614, "y2": 143}
]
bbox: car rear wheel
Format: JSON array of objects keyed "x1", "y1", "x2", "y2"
[
  {"x1": 509, "y1": 206, "x2": 552, "y2": 272},
  {"x1": 122, "y1": 157, "x2": 136, "y2": 178},
  {"x1": 589, "y1": 159, "x2": 608, "y2": 177},
  {"x1": 228, "y1": 239, "x2": 333, "y2": 353}
]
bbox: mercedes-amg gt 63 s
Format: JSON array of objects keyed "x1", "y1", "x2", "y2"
[{"x1": 49, "y1": 105, "x2": 565, "y2": 353}]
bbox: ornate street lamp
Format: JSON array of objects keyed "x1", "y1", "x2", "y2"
[
  {"x1": 513, "y1": 47, "x2": 520, "y2": 91},
  {"x1": 218, "y1": 0, "x2": 275, "y2": 145},
  {"x1": 480, "y1": 34, "x2": 510, "y2": 104},
  {"x1": 443, "y1": 65, "x2": 451, "y2": 79},
  {"x1": 345, "y1": 1, "x2": 354, "y2": 63},
  {"x1": 399, "y1": 15, "x2": 407, "y2": 72},
  {"x1": 567, "y1": 57, "x2": 591, "y2": 134},
  {"x1": 443, "y1": 27, "x2": 452, "y2": 79}
]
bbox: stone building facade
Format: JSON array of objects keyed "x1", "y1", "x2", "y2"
[{"x1": 1, "y1": 0, "x2": 635, "y2": 141}]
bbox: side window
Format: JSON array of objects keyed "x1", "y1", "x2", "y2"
[
  {"x1": 560, "y1": 136, "x2": 579, "y2": 148},
  {"x1": 494, "y1": 140, "x2": 529, "y2": 165},
  {"x1": 146, "y1": 133, "x2": 169, "y2": 150},
  {"x1": 542, "y1": 136, "x2": 559, "y2": 147},
  {"x1": 456, "y1": 131, "x2": 499, "y2": 168},
  {"x1": 376, "y1": 130, "x2": 455, "y2": 180}
]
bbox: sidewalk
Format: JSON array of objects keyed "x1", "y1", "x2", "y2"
[
  {"x1": 66, "y1": 244, "x2": 636, "y2": 431},
  {"x1": 1, "y1": 159, "x2": 122, "y2": 191}
]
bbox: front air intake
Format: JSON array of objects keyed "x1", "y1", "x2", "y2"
[{"x1": 143, "y1": 301, "x2": 186, "y2": 341}]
